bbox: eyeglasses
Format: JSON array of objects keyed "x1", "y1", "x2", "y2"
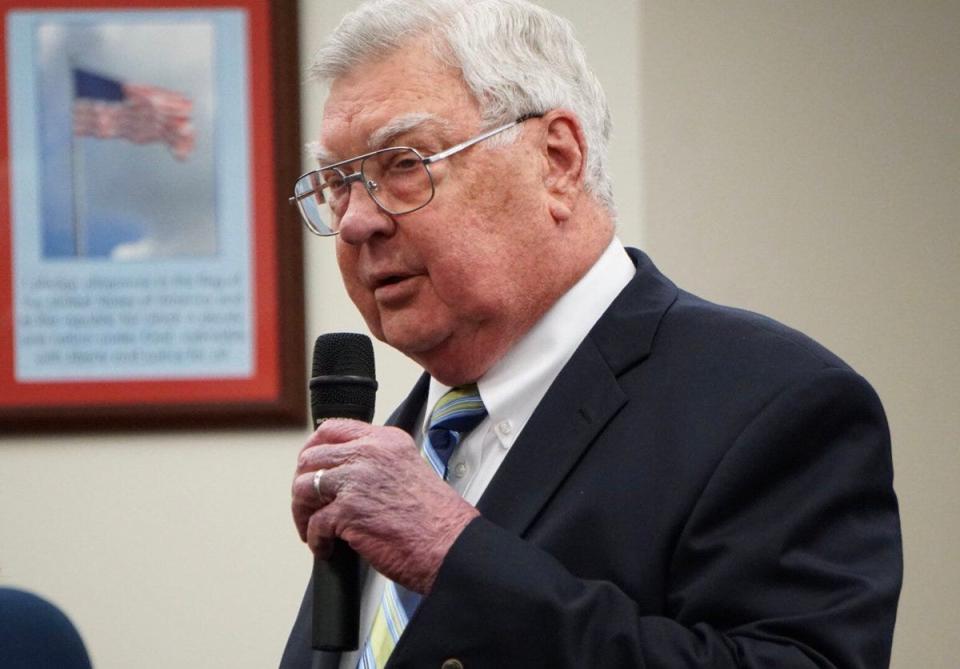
[{"x1": 290, "y1": 113, "x2": 542, "y2": 236}]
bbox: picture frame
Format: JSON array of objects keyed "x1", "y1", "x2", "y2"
[{"x1": 0, "y1": 0, "x2": 305, "y2": 431}]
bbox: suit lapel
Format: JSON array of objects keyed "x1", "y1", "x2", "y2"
[
  {"x1": 476, "y1": 337, "x2": 627, "y2": 533},
  {"x1": 386, "y1": 372, "x2": 429, "y2": 432},
  {"x1": 476, "y1": 248, "x2": 678, "y2": 536}
]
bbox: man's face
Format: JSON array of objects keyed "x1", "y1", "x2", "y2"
[{"x1": 318, "y1": 44, "x2": 555, "y2": 384}]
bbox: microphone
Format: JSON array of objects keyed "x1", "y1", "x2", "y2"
[{"x1": 309, "y1": 332, "x2": 378, "y2": 651}]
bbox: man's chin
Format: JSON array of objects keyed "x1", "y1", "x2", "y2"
[{"x1": 380, "y1": 321, "x2": 452, "y2": 359}]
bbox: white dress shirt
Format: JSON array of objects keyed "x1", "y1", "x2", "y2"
[{"x1": 339, "y1": 237, "x2": 634, "y2": 668}]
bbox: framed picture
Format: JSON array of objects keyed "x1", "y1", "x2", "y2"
[{"x1": 0, "y1": 0, "x2": 305, "y2": 431}]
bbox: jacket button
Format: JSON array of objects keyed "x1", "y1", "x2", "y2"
[{"x1": 441, "y1": 660, "x2": 464, "y2": 669}]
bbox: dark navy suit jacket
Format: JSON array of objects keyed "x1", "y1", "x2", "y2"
[{"x1": 281, "y1": 248, "x2": 902, "y2": 668}]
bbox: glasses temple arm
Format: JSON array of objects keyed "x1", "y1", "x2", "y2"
[{"x1": 423, "y1": 113, "x2": 543, "y2": 165}]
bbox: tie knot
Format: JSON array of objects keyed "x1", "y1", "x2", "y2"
[
  {"x1": 423, "y1": 384, "x2": 487, "y2": 478},
  {"x1": 429, "y1": 384, "x2": 485, "y2": 431}
]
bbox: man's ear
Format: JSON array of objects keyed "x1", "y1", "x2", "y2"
[{"x1": 540, "y1": 110, "x2": 587, "y2": 222}]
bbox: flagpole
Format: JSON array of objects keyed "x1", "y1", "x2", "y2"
[{"x1": 69, "y1": 61, "x2": 87, "y2": 258}]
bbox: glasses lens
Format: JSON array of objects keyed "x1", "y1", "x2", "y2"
[
  {"x1": 293, "y1": 169, "x2": 351, "y2": 235},
  {"x1": 362, "y1": 148, "x2": 433, "y2": 215},
  {"x1": 294, "y1": 172, "x2": 331, "y2": 235}
]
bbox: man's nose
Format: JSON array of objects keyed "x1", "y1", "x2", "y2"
[{"x1": 337, "y1": 181, "x2": 395, "y2": 245}]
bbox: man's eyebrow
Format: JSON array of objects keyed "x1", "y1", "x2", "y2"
[
  {"x1": 305, "y1": 113, "x2": 451, "y2": 168},
  {"x1": 305, "y1": 140, "x2": 336, "y2": 167},
  {"x1": 367, "y1": 112, "x2": 451, "y2": 151}
]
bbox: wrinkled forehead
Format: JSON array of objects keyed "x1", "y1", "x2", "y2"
[
  {"x1": 308, "y1": 112, "x2": 453, "y2": 166},
  {"x1": 310, "y1": 42, "x2": 479, "y2": 164}
]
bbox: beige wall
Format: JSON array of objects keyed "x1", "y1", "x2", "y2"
[
  {"x1": 640, "y1": 3, "x2": 959, "y2": 667},
  {"x1": 0, "y1": 2, "x2": 954, "y2": 667}
]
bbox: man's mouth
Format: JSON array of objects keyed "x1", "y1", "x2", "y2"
[
  {"x1": 376, "y1": 274, "x2": 408, "y2": 288},
  {"x1": 370, "y1": 271, "x2": 420, "y2": 303}
]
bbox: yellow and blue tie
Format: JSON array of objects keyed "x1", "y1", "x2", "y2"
[{"x1": 357, "y1": 384, "x2": 487, "y2": 669}]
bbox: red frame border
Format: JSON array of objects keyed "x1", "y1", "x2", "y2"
[{"x1": 0, "y1": 0, "x2": 304, "y2": 430}]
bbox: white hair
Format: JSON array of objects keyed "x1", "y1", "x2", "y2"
[{"x1": 309, "y1": 0, "x2": 615, "y2": 212}]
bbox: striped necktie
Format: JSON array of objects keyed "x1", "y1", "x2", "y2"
[{"x1": 357, "y1": 384, "x2": 487, "y2": 669}]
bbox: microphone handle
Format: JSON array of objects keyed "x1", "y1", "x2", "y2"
[
  {"x1": 313, "y1": 540, "x2": 359, "y2": 650},
  {"x1": 310, "y1": 398, "x2": 373, "y2": 652}
]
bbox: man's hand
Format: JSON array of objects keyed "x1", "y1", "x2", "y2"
[{"x1": 291, "y1": 419, "x2": 480, "y2": 595}]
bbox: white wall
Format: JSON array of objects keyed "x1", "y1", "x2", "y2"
[{"x1": 0, "y1": 1, "x2": 954, "y2": 667}]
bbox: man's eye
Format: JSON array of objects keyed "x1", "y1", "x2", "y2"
[
  {"x1": 321, "y1": 169, "x2": 346, "y2": 191},
  {"x1": 390, "y1": 157, "x2": 421, "y2": 171}
]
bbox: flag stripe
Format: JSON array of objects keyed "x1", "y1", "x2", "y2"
[{"x1": 72, "y1": 68, "x2": 195, "y2": 161}]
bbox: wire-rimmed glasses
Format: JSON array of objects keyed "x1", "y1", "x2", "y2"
[{"x1": 291, "y1": 113, "x2": 542, "y2": 236}]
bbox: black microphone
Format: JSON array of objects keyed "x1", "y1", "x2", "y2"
[{"x1": 309, "y1": 332, "x2": 378, "y2": 651}]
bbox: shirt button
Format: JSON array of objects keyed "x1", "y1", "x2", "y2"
[
  {"x1": 496, "y1": 420, "x2": 512, "y2": 436},
  {"x1": 441, "y1": 660, "x2": 464, "y2": 669},
  {"x1": 453, "y1": 462, "x2": 468, "y2": 478}
]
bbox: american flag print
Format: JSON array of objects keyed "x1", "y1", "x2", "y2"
[{"x1": 72, "y1": 68, "x2": 195, "y2": 161}]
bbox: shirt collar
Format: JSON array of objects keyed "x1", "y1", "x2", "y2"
[{"x1": 426, "y1": 237, "x2": 635, "y2": 448}]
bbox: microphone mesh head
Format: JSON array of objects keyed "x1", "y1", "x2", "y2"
[
  {"x1": 310, "y1": 333, "x2": 377, "y2": 423},
  {"x1": 312, "y1": 332, "x2": 376, "y2": 378}
]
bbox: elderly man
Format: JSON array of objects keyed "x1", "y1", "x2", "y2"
[{"x1": 281, "y1": 1, "x2": 902, "y2": 667}]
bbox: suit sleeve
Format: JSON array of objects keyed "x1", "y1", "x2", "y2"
[
  {"x1": 278, "y1": 578, "x2": 315, "y2": 669},
  {"x1": 389, "y1": 368, "x2": 903, "y2": 668}
]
